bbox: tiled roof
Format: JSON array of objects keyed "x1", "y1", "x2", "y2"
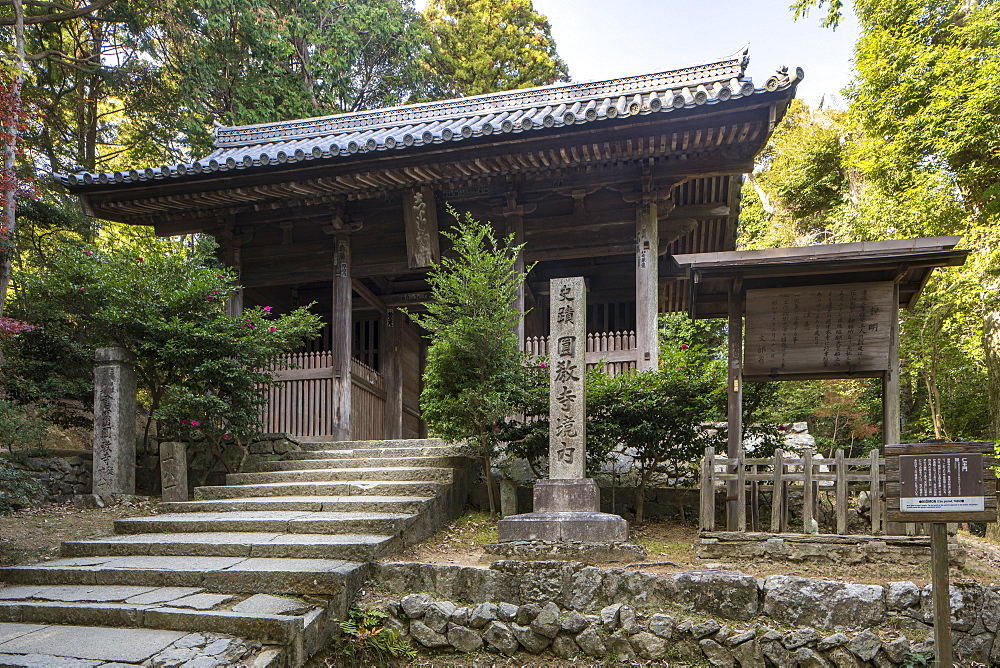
[{"x1": 57, "y1": 49, "x2": 802, "y2": 188}]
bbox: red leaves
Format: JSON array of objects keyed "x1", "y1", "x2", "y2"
[{"x1": 0, "y1": 316, "x2": 38, "y2": 338}]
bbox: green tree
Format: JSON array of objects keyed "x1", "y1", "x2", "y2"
[
  {"x1": 3, "y1": 233, "x2": 322, "y2": 472},
  {"x1": 421, "y1": 0, "x2": 569, "y2": 98},
  {"x1": 408, "y1": 209, "x2": 530, "y2": 517}
]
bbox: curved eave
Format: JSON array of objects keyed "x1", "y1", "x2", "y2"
[{"x1": 57, "y1": 67, "x2": 802, "y2": 197}]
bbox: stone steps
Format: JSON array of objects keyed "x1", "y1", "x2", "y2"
[
  {"x1": 61, "y1": 532, "x2": 398, "y2": 561},
  {"x1": 297, "y1": 438, "x2": 446, "y2": 451},
  {"x1": 115, "y1": 510, "x2": 417, "y2": 535},
  {"x1": 0, "y1": 437, "x2": 474, "y2": 666},
  {"x1": 284, "y1": 445, "x2": 459, "y2": 460},
  {"x1": 159, "y1": 494, "x2": 434, "y2": 514},
  {"x1": 195, "y1": 479, "x2": 447, "y2": 499},
  {"x1": 256, "y1": 456, "x2": 466, "y2": 471},
  {"x1": 226, "y1": 465, "x2": 455, "y2": 485}
]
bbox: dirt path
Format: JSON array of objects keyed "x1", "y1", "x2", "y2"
[{"x1": 0, "y1": 499, "x2": 157, "y2": 566}]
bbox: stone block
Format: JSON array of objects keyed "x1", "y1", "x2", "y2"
[
  {"x1": 533, "y1": 478, "x2": 599, "y2": 512},
  {"x1": 497, "y1": 511, "x2": 628, "y2": 542},
  {"x1": 763, "y1": 576, "x2": 885, "y2": 630},
  {"x1": 159, "y1": 442, "x2": 188, "y2": 503}
]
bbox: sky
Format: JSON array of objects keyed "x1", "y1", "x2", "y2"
[{"x1": 417, "y1": 0, "x2": 861, "y2": 108}]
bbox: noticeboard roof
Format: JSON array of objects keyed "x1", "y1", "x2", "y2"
[{"x1": 669, "y1": 236, "x2": 969, "y2": 318}]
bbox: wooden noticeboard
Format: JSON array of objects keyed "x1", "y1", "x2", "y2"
[
  {"x1": 743, "y1": 282, "x2": 894, "y2": 380},
  {"x1": 886, "y1": 442, "x2": 997, "y2": 523}
]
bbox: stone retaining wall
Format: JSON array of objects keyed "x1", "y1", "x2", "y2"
[
  {"x1": 373, "y1": 561, "x2": 1000, "y2": 664},
  {"x1": 4, "y1": 450, "x2": 93, "y2": 502}
]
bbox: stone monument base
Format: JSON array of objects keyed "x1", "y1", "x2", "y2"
[
  {"x1": 482, "y1": 540, "x2": 645, "y2": 563},
  {"x1": 497, "y1": 478, "x2": 629, "y2": 543}
]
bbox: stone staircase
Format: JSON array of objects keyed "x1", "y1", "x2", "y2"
[{"x1": 0, "y1": 438, "x2": 475, "y2": 667}]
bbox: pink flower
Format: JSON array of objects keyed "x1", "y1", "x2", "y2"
[
  {"x1": 181, "y1": 420, "x2": 189, "y2": 425},
  {"x1": 539, "y1": 363, "x2": 548, "y2": 368},
  {"x1": 84, "y1": 250, "x2": 92, "y2": 256},
  {"x1": 680, "y1": 344, "x2": 689, "y2": 350},
  {"x1": 223, "y1": 434, "x2": 230, "y2": 440},
  {"x1": 191, "y1": 420, "x2": 200, "y2": 427},
  {"x1": 263, "y1": 306, "x2": 272, "y2": 312},
  {"x1": 212, "y1": 290, "x2": 219, "y2": 294},
  {"x1": 206, "y1": 296, "x2": 214, "y2": 301},
  {"x1": 269, "y1": 326, "x2": 276, "y2": 332}
]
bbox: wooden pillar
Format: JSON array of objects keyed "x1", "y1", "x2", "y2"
[
  {"x1": 636, "y1": 188, "x2": 659, "y2": 371},
  {"x1": 883, "y1": 280, "x2": 904, "y2": 535},
  {"x1": 883, "y1": 281, "x2": 901, "y2": 445},
  {"x1": 331, "y1": 233, "x2": 352, "y2": 441},
  {"x1": 383, "y1": 308, "x2": 404, "y2": 439},
  {"x1": 500, "y1": 190, "x2": 534, "y2": 346},
  {"x1": 220, "y1": 222, "x2": 245, "y2": 317},
  {"x1": 727, "y1": 279, "x2": 744, "y2": 530}
]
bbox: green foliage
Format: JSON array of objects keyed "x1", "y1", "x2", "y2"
[
  {"x1": 3, "y1": 234, "x2": 322, "y2": 469},
  {"x1": 0, "y1": 401, "x2": 48, "y2": 452},
  {"x1": 338, "y1": 607, "x2": 416, "y2": 665},
  {"x1": 421, "y1": 0, "x2": 569, "y2": 97},
  {"x1": 0, "y1": 458, "x2": 43, "y2": 514},
  {"x1": 408, "y1": 209, "x2": 530, "y2": 515}
]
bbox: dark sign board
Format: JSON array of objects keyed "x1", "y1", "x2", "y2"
[
  {"x1": 743, "y1": 282, "x2": 894, "y2": 380},
  {"x1": 886, "y1": 443, "x2": 997, "y2": 523},
  {"x1": 899, "y1": 453, "x2": 985, "y2": 513}
]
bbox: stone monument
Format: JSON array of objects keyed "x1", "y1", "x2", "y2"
[
  {"x1": 498, "y1": 277, "x2": 629, "y2": 543},
  {"x1": 159, "y1": 442, "x2": 188, "y2": 502},
  {"x1": 92, "y1": 346, "x2": 137, "y2": 497}
]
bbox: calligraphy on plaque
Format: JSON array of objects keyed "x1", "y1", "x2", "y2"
[{"x1": 743, "y1": 282, "x2": 894, "y2": 378}]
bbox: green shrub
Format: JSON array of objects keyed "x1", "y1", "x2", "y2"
[
  {"x1": 0, "y1": 401, "x2": 48, "y2": 452},
  {"x1": 338, "y1": 607, "x2": 415, "y2": 665},
  {"x1": 0, "y1": 458, "x2": 43, "y2": 513}
]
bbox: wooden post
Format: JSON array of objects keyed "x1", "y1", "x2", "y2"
[
  {"x1": 870, "y1": 449, "x2": 882, "y2": 534},
  {"x1": 751, "y1": 468, "x2": 760, "y2": 532},
  {"x1": 803, "y1": 448, "x2": 815, "y2": 533},
  {"x1": 701, "y1": 446, "x2": 716, "y2": 531},
  {"x1": 736, "y1": 450, "x2": 747, "y2": 531},
  {"x1": 635, "y1": 183, "x2": 659, "y2": 371},
  {"x1": 726, "y1": 280, "x2": 743, "y2": 529},
  {"x1": 930, "y1": 521, "x2": 953, "y2": 667},
  {"x1": 502, "y1": 192, "x2": 531, "y2": 346},
  {"x1": 771, "y1": 449, "x2": 784, "y2": 533},
  {"x1": 883, "y1": 281, "x2": 906, "y2": 535},
  {"x1": 220, "y1": 222, "x2": 244, "y2": 317},
  {"x1": 382, "y1": 308, "x2": 404, "y2": 439},
  {"x1": 331, "y1": 233, "x2": 352, "y2": 441},
  {"x1": 835, "y1": 448, "x2": 848, "y2": 535}
]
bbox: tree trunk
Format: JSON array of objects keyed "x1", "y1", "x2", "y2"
[
  {"x1": 984, "y1": 311, "x2": 1000, "y2": 439},
  {"x1": 482, "y1": 452, "x2": 497, "y2": 518},
  {"x1": 0, "y1": 0, "x2": 25, "y2": 317}
]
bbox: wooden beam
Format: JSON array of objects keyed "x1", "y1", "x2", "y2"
[{"x1": 351, "y1": 278, "x2": 387, "y2": 315}]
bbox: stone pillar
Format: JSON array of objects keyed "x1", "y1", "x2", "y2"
[
  {"x1": 92, "y1": 346, "x2": 136, "y2": 496},
  {"x1": 549, "y1": 277, "x2": 586, "y2": 480},
  {"x1": 497, "y1": 277, "x2": 628, "y2": 544},
  {"x1": 331, "y1": 233, "x2": 352, "y2": 441},
  {"x1": 159, "y1": 442, "x2": 188, "y2": 502},
  {"x1": 636, "y1": 190, "x2": 659, "y2": 371}
]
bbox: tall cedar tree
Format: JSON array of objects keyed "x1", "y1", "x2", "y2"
[
  {"x1": 407, "y1": 209, "x2": 530, "y2": 517},
  {"x1": 421, "y1": 0, "x2": 569, "y2": 98}
]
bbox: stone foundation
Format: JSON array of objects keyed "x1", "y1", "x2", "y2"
[
  {"x1": 4, "y1": 450, "x2": 92, "y2": 502},
  {"x1": 482, "y1": 540, "x2": 646, "y2": 563},
  {"x1": 373, "y1": 560, "x2": 1000, "y2": 664},
  {"x1": 698, "y1": 531, "x2": 966, "y2": 567}
]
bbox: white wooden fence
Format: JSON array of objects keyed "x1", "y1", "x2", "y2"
[{"x1": 524, "y1": 330, "x2": 639, "y2": 377}]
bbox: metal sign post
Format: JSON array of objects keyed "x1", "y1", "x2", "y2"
[{"x1": 886, "y1": 442, "x2": 997, "y2": 668}]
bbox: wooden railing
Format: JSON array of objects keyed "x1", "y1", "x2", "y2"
[
  {"x1": 350, "y1": 357, "x2": 385, "y2": 441},
  {"x1": 699, "y1": 446, "x2": 886, "y2": 535},
  {"x1": 524, "y1": 330, "x2": 638, "y2": 377},
  {"x1": 260, "y1": 351, "x2": 386, "y2": 439}
]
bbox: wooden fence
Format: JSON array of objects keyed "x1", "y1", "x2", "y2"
[
  {"x1": 699, "y1": 446, "x2": 886, "y2": 535},
  {"x1": 261, "y1": 351, "x2": 386, "y2": 440},
  {"x1": 350, "y1": 357, "x2": 385, "y2": 441},
  {"x1": 524, "y1": 330, "x2": 638, "y2": 377}
]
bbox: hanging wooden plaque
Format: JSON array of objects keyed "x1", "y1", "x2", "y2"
[{"x1": 743, "y1": 281, "x2": 894, "y2": 379}]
